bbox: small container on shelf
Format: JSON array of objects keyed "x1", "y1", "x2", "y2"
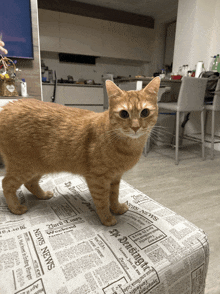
[{"x1": 21, "y1": 79, "x2": 28, "y2": 97}]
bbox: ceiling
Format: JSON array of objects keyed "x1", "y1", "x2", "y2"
[{"x1": 72, "y1": 0, "x2": 179, "y2": 23}]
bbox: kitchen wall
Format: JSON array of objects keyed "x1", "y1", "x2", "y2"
[
  {"x1": 172, "y1": 0, "x2": 220, "y2": 151},
  {"x1": 173, "y1": 0, "x2": 220, "y2": 73},
  {"x1": 164, "y1": 22, "x2": 176, "y2": 67},
  {"x1": 41, "y1": 51, "x2": 150, "y2": 84},
  {"x1": 38, "y1": 9, "x2": 169, "y2": 82}
]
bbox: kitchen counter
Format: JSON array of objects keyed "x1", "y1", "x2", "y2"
[
  {"x1": 42, "y1": 82, "x2": 103, "y2": 88},
  {"x1": 42, "y1": 83, "x2": 104, "y2": 112},
  {"x1": 114, "y1": 77, "x2": 182, "y2": 84},
  {"x1": 115, "y1": 77, "x2": 181, "y2": 102}
]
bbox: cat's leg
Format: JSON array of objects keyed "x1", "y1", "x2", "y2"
[
  {"x1": 109, "y1": 176, "x2": 128, "y2": 215},
  {"x1": 2, "y1": 173, "x2": 28, "y2": 215},
  {"x1": 24, "y1": 175, "x2": 53, "y2": 200},
  {"x1": 86, "y1": 177, "x2": 117, "y2": 226}
]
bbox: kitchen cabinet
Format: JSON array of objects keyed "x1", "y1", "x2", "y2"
[
  {"x1": 59, "y1": 13, "x2": 103, "y2": 57},
  {"x1": 38, "y1": 10, "x2": 60, "y2": 52},
  {"x1": 42, "y1": 84, "x2": 104, "y2": 112},
  {"x1": 38, "y1": 9, "x2": 153, "y2": 62}
]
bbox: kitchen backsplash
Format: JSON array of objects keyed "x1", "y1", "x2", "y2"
[{"x1": 41, "y1": 51, "x2": 150, "y2": 84}]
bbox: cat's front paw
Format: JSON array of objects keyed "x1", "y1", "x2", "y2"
[
  {"x1": 43, "y1": 191, "x2": 54, "y2": 200},
  {"x1": 111, "y1": 203, "x2": 129, "y2": 215},
  {"x1": 35, "y1": 191, "x2": 53, "y2": 200},
  {"x1": 8, "y1": 204, "x2": 28, "y2": 215},
  {"x1": 101, "y1": 215, "x2": 117, "y2": 226}
]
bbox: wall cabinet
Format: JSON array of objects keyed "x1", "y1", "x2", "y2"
[
  {"x1": 38, "y1": 10, "x2": 60, "y2": 52},
  {"x1": 38, "y1": 9, "x2": 153, "y2": 62}
]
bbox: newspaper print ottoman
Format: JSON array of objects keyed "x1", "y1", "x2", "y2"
[{"x1": 0, "y1": 173, "x2": 209, "y2": 294}]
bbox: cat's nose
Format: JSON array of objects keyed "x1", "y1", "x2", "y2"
[{"x1": 131, "y1": 127, "x2": 140, "y2": 133}]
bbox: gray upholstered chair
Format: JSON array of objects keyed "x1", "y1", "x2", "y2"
[
  {"x1": 158, "y1": 77, "x2": 208, "y2": 164},
  {"x1": 205, "y1": 79, "x2": 220, "y2": 159},
  {"x1": 143, "y1": 85, "x2": 171, "y2": 156}
]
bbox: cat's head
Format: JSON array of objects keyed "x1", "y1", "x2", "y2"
[{"x1": 106, "y1": 77, "x2": 160, "y2": 139}]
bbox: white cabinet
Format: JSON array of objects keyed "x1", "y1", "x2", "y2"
[
  {"x1": 38, "y1": 9, "x2": 153, "y2": 61},
  {"x1": 42, "y1": 84, "x2": 53, "y2": 102},
  {"x1": 59, "y1": 13, "x2": 103, "y2": 56},
  {"x1": 42, "y1": 84, "x2": 104, "y2": 112},
  {"x1": 38, "y1": 10, "x2": 60, "y2": 52}
]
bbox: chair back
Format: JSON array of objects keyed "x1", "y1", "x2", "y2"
[
  {"x1": 177, "y1": 77, "x2": 208, "y2": 111},
  {"x1": 118, "y1": 81, "x2": 143, "y2": 91},
  {"x1": 157, "y1": 86, "x2": 171, "y2": 102},
  {"x1": 102, "y1": 76, "x2": 114, "y2": 110},
  {"x1": 212, "y1": 79, "x2": 220, "y2": 110}
]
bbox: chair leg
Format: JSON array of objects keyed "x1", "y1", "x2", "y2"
[
  {"x1": 143, "y1": 144, "x2": 146, "y2": 157},
  {"x1": 175, "y1": 111, "x2": 180, "y2": 165},
  {"x1": 201, "y1": 109, "x2": 205, "y2": 160},
  {"x1": 143, "y1": 138, "x2": 151, "y2": 157},
  {"x1": 211, "y1": 110, "x2": 215, "y2": 160}
]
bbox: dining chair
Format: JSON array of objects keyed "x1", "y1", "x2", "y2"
[
  {"x1": 204, "y1": 78, "x2": 220, "y2": 159},
  {"x1": 102, "y1": 75, "x2": 114, "y2": 111},
  {"x1": 103, "y1": 79, "x2": 143, "y2": 110},
  {"x1": 158, "y1": 77, "x2": 208, "y2": 165},
  {"x1": 143, "y1": 85, "x2": 172, "y2": 156}
]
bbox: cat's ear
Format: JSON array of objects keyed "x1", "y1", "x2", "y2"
[
  {"x1": 105, "y1": 80, "x2": 123, "y2": 98},
  {"x1": 142, "y1": 77, "x2": 161, "y2": 99}
]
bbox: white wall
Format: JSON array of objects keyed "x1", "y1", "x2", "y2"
[
  {"x1": 173, "y1": 0, "x2": 220, "y2": 151},
  {"x1": 38, "y1": 9, "x2": 154, "y2": 83},
  {"x1": 41, "y1": 51, "x2": 148, "y2": 83},
  {"x1": 38, "y1": 9, "x2": 170, "y2": 82},
  {"x1": 164, "y1": 22, "x2": 176, "y2": 67},
  {"x1": 173, "y1": 0, "x2": 220, "y2": 73},
  {"x1": 149, "y1": 21, "x2": 167, "y2": 74}
]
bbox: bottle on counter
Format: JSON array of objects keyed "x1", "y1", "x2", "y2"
[
  {"x1": 182, "y1": 65, "x2": 186, "y2": 76},
  {"x1": 178, "y1": 66, "x2": 182, "y2": 76},
  {"x1": 21, "y1": 79, "x2": 28, "y2": 97},
  {"x1": 160, "y1": 69, "x2": 166, "y2": 79},
  {"x1": 211, "y1": 54, "x2": 219, "y2": 72},
  {"x1": 184, "y1": 65, "x2": 189, "y2": 76},
  {"x1": 187, "y1": 70, "x2": 192, "y2": 77},
  {"x1": 209, "y1": 56, "x2": 216, "y2": 71}
]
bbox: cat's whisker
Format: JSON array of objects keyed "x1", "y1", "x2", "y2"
[
  {"x1": 152, "y1": 125, "x2": 170, "y2": 129},
  {"x1": 105, "y1": 130, "x2": 122, "y2": 144},
  {"x1": 151, "y1": 127, "x2": 174, "y2": 137},
  {"x1": 148, "y1": 126, "x2": 175, "y2": 145}
]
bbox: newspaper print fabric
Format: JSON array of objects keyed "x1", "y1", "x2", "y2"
[{"x1": 0, "y1": 173, "x2": 209, "y2": 294}]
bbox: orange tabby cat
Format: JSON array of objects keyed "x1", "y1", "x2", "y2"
[{"x1": 0, "y1": 77, "x2": 160, "y2": 226}]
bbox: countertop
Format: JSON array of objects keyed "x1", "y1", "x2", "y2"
[
  {"x1": 114, "y1": 77, "x2": 182, "y2": 83},
  {"x1": 42, "y1": 82, "x2": 103, "y2": 88}
]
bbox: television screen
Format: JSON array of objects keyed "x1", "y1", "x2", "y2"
[{"x1": 0, "y1": 0, "x2": 34, "y2": 59}]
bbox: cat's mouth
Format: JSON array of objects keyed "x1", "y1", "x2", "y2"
[
  {"x1": 128, "y1": 132, "x2": 145, "y2": 139},
  {"x1": 119, "y1": 128, "x2": 147, "y2": 139}
]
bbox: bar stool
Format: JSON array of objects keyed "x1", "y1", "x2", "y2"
[
  {"x1": 143, "y1": 85, "x2": 171, "y2": 156},
  {"x1": 158, "y1": 77, "x2": 208, "y2": 164},
  {"x1": 204, "y1": 79, "x2": 220, "y2": 159}
]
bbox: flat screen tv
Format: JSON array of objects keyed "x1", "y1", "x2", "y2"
[{"x1": 0, "y1": 0, "x2": 34, "y2": 59}]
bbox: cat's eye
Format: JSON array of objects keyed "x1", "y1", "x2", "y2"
[
  {"x1": 119, "y1": 110, "x2": 129, "y2": 119},
  {"x1": 140, "y1": 108, "x2": 150, "y2": 118}
]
